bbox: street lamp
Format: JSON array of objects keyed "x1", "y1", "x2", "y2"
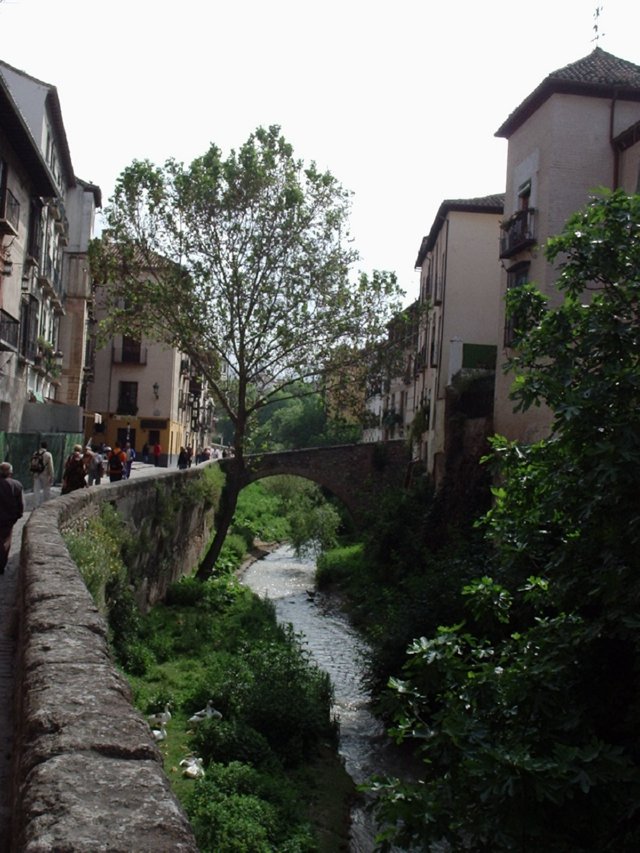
[{"x1": 153, "y1": 382, "x2": 159, "y2": 399}]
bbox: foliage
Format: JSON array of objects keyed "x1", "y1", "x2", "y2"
[
  {"x1": 247, "y1": 381, "x2": 361, "y2": 452},
  {"x1": 64, "y1": 503, "x2": 128, "y2": 613},
  {"x1": 233, "y1": 476, "x2": 345, "y2": 559},
  {"x1": 368, "y1": 191, "x2": 640, "y2": 850},
  {"x1": 92, "y1": 124, "x2": 403, "y2": 576},
  {"x1": 231, "y1": 478, "x2": 293, "y2": 543},
  {"x1": 187, "y1": 763, "x2": 316, "y2": 853},
  {"x1": 91, "y1": 123, "x2": 402, "y2": 430},
  {"x1": 125, "y1": 571, "x2": 342, "y2": 851}
]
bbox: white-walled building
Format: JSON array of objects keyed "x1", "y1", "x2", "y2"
[{"x1": 412, "y1": 194, "x2": 504, "y2": 482}]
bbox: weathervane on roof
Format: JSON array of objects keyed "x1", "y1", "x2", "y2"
[{"x1": 592, "y1": 3, "x2": 605, "y2": 46}]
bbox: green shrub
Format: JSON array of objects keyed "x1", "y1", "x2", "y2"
[
  {"x1": 316, "y1": 542, "x2": 365, "y2": 588},
  {"x1": 64, "y1": 503, "x2": 128, "y2": 614},
  {"x1": 190, "y1": 719, "x2": 276, "y2": 769},
  {"x1": 187, "y1": 792, "x2": 276, "y2": 852}
]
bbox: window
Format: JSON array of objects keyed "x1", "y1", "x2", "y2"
[
  {"x1": 504, "y1": 262, "x2": 530, "y2": 346},
  {"x1": 518, "y1": 179, "x2": 531, "y2": 210},
  {"x1": 0, "y1": 161, "x2": 20, "y2": 236},
  {"x1": 122, "y1": 336, "x2": 142, "y2": 363},
  {"x1": 117, "y1": 381, "x2": 138, "y2": 415},
  {"x1": 430, "y1": 316, "x2": 440, "y2": 367},
  {"x1": 20, "y1": 295, "x2": 39, "y2": 361}
]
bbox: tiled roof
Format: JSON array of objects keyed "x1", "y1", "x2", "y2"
[
  {"x1": 415, "y1": 193, "x2": 505, "y2": 267},
  {"x1": 496, "y1": 48, "x2": 640, "y2": 138}
]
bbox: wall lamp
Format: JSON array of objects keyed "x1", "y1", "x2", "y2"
[{"x1": 153, "y1": 382, "x2": 159, "y2": 399}]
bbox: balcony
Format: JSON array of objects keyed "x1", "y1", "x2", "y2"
[
  {"x1": 112, "y1": 345, "x2": 148, "y2": 365},
  {"x1": 500, "y1": 208, "x2": 536, "y2": 259},
  {"x1": 116, "y1": 400, "x2": 139, "y2": 416},
  {"x1": 0, "y1": 310, "x2": 19, "y2": 351},
  {"x1": 0, "y1": 188, "x2": 20, "y2": 236}
]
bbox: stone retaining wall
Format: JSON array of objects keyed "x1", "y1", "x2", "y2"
[{"x1": 10, "y1": 468, "x2": 216, "y2": 851}]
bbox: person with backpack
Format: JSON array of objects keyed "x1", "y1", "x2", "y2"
[
  {"x1": 108, "y1": 444, "x2": 126, "y2": 482},
  {"x1": 87, "y1": 444, "x2": 105, "y2": 486},
  {"x1": 61, "y1": 444, "x2": 88, "y2": 495},
  {"x1": 30, "y1": 441, "x2": 54, "y2": 506}
]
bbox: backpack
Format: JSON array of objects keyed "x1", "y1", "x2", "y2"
[
  {"x1": 109, "y1": 451, "x2": 123, "y2": 474},
  {"x1": 30, "y1": 449, "x2": 45, "y2": 474}
]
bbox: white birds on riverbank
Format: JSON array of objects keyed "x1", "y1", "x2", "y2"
[
  {"x1": 151, "y1": 724, "x2": 167, "y2": 742},
  {"x1": 148, "y1": 703, "x2": 172, "y2": 726},
  {"x1": 180, "y1": 755, "x2": 205, "y2": 779},
  {"x1": 187, "y1": 700, "x2": 223, "y2": 725}
]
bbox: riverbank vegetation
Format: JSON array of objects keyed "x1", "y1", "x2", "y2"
[
  {"x1": 66, "y1": 476, "x2": 354, "y2": 852},
  {"x1": 319, "y1": 191, "x2": 640, "y2": 851}
]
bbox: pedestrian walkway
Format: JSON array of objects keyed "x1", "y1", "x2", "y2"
[{"x1": 0, "y1": 501, "x2": 34, "y2": 850}]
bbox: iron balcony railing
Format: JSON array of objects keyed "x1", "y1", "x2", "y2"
[{"x1": 500, "y1": 208, "x2": 536, "y2": 258}]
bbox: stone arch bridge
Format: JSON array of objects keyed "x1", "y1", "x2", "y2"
[{"x1": 223, "y1": 440, "x2": 412, "y2": 525}]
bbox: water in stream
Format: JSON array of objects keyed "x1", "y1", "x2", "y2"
[{"x1": 241, "y1": 544, "x2": 415, "y2": 852}]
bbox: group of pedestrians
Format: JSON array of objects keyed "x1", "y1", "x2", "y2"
[
  {"x1": 61, "y1": 442, "x2": 137, "y2": 492},
  {"x1": 29, "y1": 440, "x2": 140, "y2": 504}
]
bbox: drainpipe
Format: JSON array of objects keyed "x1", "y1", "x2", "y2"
[{"x1": 610, "y1": 91, "x2": 620, "y2": 189}]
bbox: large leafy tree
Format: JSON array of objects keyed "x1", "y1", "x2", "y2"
[
  {"x1": 91, "y1": 126, "x2": 401, "y2": 578},
  {"x1": 371, "y1": 191, "x2": 640, "y2": 851}
]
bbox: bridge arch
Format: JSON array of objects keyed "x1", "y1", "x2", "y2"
[{"x1": 227, "y1": 441, "x2": 411, "y2": 526}]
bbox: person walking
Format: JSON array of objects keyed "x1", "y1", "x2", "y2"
[
  {"x1": 87, "y1": 445, "x2": 105, "y2": 486},
  {"x1": 61, "y1": 444, "x2": 88, "y2": 494},
  {"x1": 108, "y1": 444, "x2": 126, "y2": 482},
  {"x1": 124, "y1": 442, "x2": 136, "y2": 479},
  {"x1": 142, "y1": 442, "x2": 150, "y2": 464},
  {"x1": 177, "y1": 446, "x2": 189, "y2": 470},
  {"x1": 31, "y1": 441, "x2": 54, "y2": 506},
  {"x1": 0, "y1": 462, "x2": 23, "y2": 574},
  {"x1": 153, "y1": 442, "x2": 162, "y2": 467}
]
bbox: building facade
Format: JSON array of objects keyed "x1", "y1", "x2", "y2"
[
  {"x1": 494, "y1": 47, "x2": 640, "y2": 442},
  {"x1": 411, "y1": 195, "x2": 504, "y2": 482},
  {"x1": 84, "y1": 293, "x2": 217, "y2": 464},
  {"x1": 0, "y1": 60, "x2": 100, "y2": 444}
]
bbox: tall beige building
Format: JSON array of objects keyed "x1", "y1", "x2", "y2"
[
  {"x1": 412, "y1": 195, "x2": 504, "y2": 482},
  {"x1": 494, "y1": 47, "x2": 640, "y2": 442}
]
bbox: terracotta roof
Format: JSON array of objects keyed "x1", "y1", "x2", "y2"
[
  {"x1": 496, "y1": 48, "x2": 640, "y2": 139},
  {"x1": 415, "y1": 193, "x2": 505, "y2": 267}
]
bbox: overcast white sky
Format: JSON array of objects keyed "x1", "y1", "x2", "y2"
[{"x1": 2, "y1": 0, "x2": 639, "y2": 303}]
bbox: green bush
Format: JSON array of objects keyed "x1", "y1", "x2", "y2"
[
  {"x1": 191, "y1": 719, "x2": 275, "y2": 769},
  {"x1": 316, "y1": 542, "x2": 365, "y2": 588},
  {"x1": 187, "y1": 792, "x2": 277, "y2": 853},
  {"x1": 187, "y1": 763, "x2": 315, "y2": 853},
  {"x1": 64, "y1": 503, "x2": 129, "y2": 614}
]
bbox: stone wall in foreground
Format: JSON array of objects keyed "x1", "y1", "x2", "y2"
[{"x1": 10, "y1": 467, "x2": 216, "y2": 851}]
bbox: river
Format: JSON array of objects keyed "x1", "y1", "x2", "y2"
[{"x1": 241, "y1": 544, "x2": 416, "y2": 853}]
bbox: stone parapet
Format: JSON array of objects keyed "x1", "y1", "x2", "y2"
[{"x1": 10, "y1": 471, "x2": 212, "y2": 851}]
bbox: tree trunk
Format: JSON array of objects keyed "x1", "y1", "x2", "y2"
[{"x1": 196, "y1": 458, "x2": 242, "y2": 581}]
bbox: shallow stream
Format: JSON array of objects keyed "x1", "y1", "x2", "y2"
[{"x1": 241, "y1": 544, "x2": 415, "y2": 852}]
